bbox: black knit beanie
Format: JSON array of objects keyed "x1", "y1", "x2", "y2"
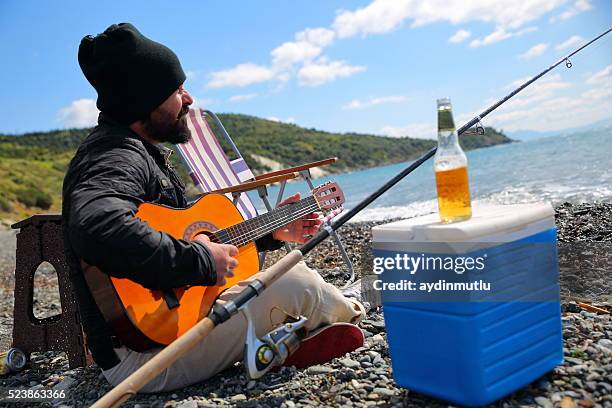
[{"x1": 78, "y1": 23, "x2": 186, "y2": 125}]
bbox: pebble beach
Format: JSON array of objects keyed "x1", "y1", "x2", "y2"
[{"x1": 0, "y1": 202, "x2": 610, "y2": 408}]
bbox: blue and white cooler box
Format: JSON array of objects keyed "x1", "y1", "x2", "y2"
[{"x1": 371, "y1": 203, "x2": 563, "y2": 407}]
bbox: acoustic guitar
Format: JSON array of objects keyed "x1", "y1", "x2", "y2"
[{"x1": 82, "y1": 182, "x2": 345, "y2": 351}]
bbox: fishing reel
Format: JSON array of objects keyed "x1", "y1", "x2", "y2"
[{"x1": 243, "y1": 306, "x2": 308, "y2": 379}]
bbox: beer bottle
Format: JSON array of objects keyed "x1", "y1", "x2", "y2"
[{"x1": 434, "y1": 98, "x2": 472, "y2": 223}]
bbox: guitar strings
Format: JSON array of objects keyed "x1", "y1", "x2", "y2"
[
  {"x1": 216, "y1": 197, "x2": 318, "y2": 244},
  {"x1": 220, "y1": 204, "x2": 320, "y2": 247},
  {"x1": 216, "y1": 202, "x2": 323, "y2": 247},
  {"x1": 229, "y1": 210, "x2": 317, "y2": 247},
  {"x1": 238, "y1": 197, "x2": 316, "y2": 234}
]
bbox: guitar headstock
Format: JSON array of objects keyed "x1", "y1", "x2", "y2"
[{"x1": 312, "y1": 182, "x2": 345, "y2": 211}]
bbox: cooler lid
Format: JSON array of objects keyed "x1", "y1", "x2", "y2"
[{"x1": 372, "y1": 203, "x2": 555, "y2": 242}]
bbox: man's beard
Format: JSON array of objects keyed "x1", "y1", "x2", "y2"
[{"x1": 143, "y1": 105, "x2": 191, "y2": 144}]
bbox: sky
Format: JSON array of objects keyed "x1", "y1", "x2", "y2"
[{"x1": 0, "y1": 0, "x2": 610, "y2": 139}]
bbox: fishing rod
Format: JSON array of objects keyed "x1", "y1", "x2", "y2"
[{"x1": 92, "y1": 27, "x2": 611, "y2": 408}]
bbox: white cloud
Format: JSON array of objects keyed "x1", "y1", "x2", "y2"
[
  {"x1": 271, "y1": 27, "x2": 336, "y2": 69},
  {"x1": 201, "y1": 0, "x2": 575, "y2": 90},
  {"x1": 449, "y1": 29, "x2": 471, "y2": 44},
  {"x1": 333, "y1": 0, "x2": 414, "y2": 38},
  {"x1": 582, "y1": 66, "x2": 612, "y2": 100},
  {"x1": 497, "y1": 74, "x2": 572, "y2": 110},
  {"x1": 585, "y1": 64, "x2": 612, "y2": 85},
  {"x1": 469, "y1": 26, "x2": 537, "y2": 48},
  {"x1": 271, "y1": 41, "x2": 323, "y2": 69},
  {"x1": 473, "y1": 71, "x2": 611, "y2": 133},
  {"x1": 207, "y1": 27, "x2": 340, "y2": 88},
  {"x1": 550, "y1": 0, "x2": 592, "y2": 22},
  {"x1": 296, "y1": 28, "x2": 336, "y2": 48},
  {"x1": 57, "y1": 99, "x2": 99, "y2": 128},
  {"x1": 489, "y1": 95, "x2": 610, "y2": 133},
  {"x1": 229, "y1": 93, "x2": 258, "y2": 102},
  {"x1": 298, "y1": 59, "x2": 366, "y2": 87},
  {"x1": 343, "y1": 95, "x2": 407, "y2": 110},
  {"x1": 518, "y1": 43, "x2": 548, "y2": 60},
  {"x1": 190, "y1": 96, "x2": 217, "y2": 109},
  {"x1": 581, "y1": 87, "x2": 612, "y2": 101},
  {"x1": 266, "y1": 116, "x2": 296, "y2": 124},
  {"x1": 470, "y1": 28, "x2": 513, "y2": 48},
  {"x1": 555, "y1": 35, "x2": 583, "y2": 51},
  {"x1": 333, "y1": 0, "x2": 566, "y2": 39},
  {"x1": 380, "y1": 122, "x2": 436, "y2": 139},
  {"x1": 207, "y1": 63, "x2": 275, "y2": 88},
  {"x1": 469, "y1": 74, "x2": 572, "y2": 122}
]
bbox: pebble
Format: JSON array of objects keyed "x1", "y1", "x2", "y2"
[
  {"x1": 359, "y1": 355, "x2": 371, "y2": 364},
  {"x1": 551, "y1": 392, "x2": 563, "y2": 402},
  {"x1": 336, "y1": 368, "x2": 357, "y2": 381},
  {"x1": 372, "y1": 387, "x2": 395, "y2": 398},
  {"x1": 306, "y1": 365, "x2": 335, "y2": 375},
  {"x1": 367, "y1": 351, "x2": 380, "y2": 360},
  {"x1": 565, "y1": 357, "x2": 584, "y2": 365},
  {"x1": 52, "y1": 376, "x2": 76, "y2": 393},
  {"x1": 339, "y1": 358, "x2": 361, "y2": 369},
  {"x1": 598, "y1": 338, "x2": 612, "y2": 349},
  {"x1": 177, "y1": 401, "x2": 198, "y2": 408},
  {"x1": 369, "y1": 334, "x2": 386, "y2": 345},
  {"x1": 599, "y1": 382, "x2": 612, "y2": 392},
  {"x1": 230, "y1": 394, "x2": 247, "y2": 402},
  {"x1": 534, "y1": 396, "x2": 553, "y2": 408},
  {"x1": 585, "y1": 373, "x2": 600, "y2": 381}
]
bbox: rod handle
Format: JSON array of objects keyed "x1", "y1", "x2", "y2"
[{"x1": 91, "y1": 318, "x2": 216, "y2": 408}]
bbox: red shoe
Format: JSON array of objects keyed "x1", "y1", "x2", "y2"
[{"x1": 282, "y1": 322, "x2": 364, "y2": 369}]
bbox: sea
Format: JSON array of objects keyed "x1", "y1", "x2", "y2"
[{"x1": 253, "y1": 127, "x2": 612, "y2": 223}]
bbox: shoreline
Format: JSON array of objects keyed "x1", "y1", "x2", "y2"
[{"x1": 0, "y1": 201, "x2": 610, "y2": 407}]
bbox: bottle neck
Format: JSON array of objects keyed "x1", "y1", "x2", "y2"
[
  {"x1": 437, "y1": 128, "x2": 459, "y2": 148},
  {"x1": 437, "y1": 104, "x2": 458, "y2": 148}
]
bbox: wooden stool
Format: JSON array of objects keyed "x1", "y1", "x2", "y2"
[{"x1": 11, "y1": 214, "x2": 87, "y2": 368}]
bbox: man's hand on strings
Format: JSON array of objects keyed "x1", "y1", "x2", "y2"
[
  {"x1": 194, "y1": 234, "x2": 239, "y2": 286},
  {"x1": 272, "y1": 193, "x2": 323, "y2": 244}
]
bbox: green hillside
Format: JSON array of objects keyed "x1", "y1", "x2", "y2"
[
  {"x1": 0, "y1": 114, "x2": 512, "y2": 221},
  {"x1": 212, "y1": 115, "x2": 511, "y2": 174}
]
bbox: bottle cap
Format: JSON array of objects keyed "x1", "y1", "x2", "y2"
[
  {"x1": 436, "y1": 97, "x2": 451, "y2": 106},
  {"x1": 7, "y1": 348, "x2": 26, "y2": 371}
]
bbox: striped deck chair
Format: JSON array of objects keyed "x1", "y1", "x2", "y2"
[
  {"x1": 176, "y1": 108, "x2": 355, "y2": 283},
  {"x1": 179, "y1": 109, "x2": 258, "y2": 221}
]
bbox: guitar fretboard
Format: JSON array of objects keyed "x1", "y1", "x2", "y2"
[{"x1": 212, "y1": 196, "x2": 319, "y2": 247}]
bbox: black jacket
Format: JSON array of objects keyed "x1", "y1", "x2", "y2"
[{"x1": 62, "y1": 113, "x2": 281, "y2": 369}]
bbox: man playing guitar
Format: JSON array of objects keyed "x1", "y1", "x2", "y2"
[{"x1": 63, "y1": 23, "x2": 366, "y2": 392}]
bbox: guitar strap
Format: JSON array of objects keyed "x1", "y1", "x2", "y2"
[{"x1": 162, "y1": 289, "x2": 180, "y2": 309}]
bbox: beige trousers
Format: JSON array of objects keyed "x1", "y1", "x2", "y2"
[{"x1": 102, "y1": 262, "x2": 364, "y2": 392}]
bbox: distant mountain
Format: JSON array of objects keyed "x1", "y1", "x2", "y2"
[
  {"x1": 0, "y1": 114, "x2": 512, "y2": 220},
  {"x1": 508, "y1": 117, "x2": 612, "y2": 141}
]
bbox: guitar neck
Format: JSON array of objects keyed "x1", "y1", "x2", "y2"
[{"x1": 213, "y1": 196, "x2": 319, "y2": 247}]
